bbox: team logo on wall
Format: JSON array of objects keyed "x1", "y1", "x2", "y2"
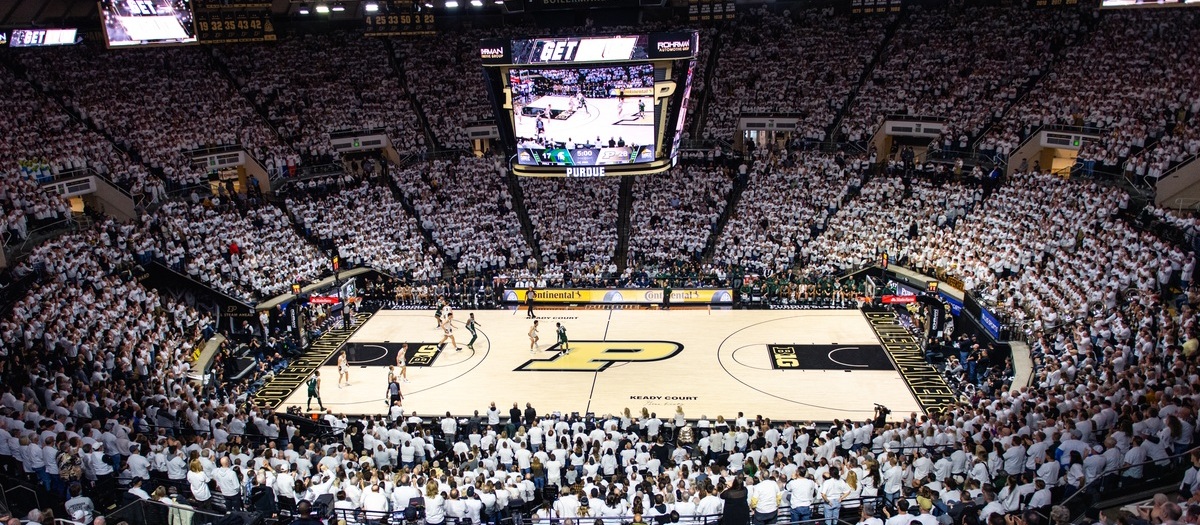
[
  {"x1": 516, "y1": 340, "x2": 684, "y2": 372},
  {"x1": 767, "y1": 344, "x2": 894, "y2": 371}
]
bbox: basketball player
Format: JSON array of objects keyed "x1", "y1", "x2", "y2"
[
  {"x1": 337, "y1": 350, "x2": 350, "y2": 388},
  {"x1": 444, "y1": 301, "x2": 455, "y2": 325},
  {"x1": 529, "y1": 320, "x2": 540, "y2": 353},
  {"x1": 435, "y1": 297, "x2": 445, "y2": 328},
  {"x1": 439, "y1": 318, "x2": 461, "y2": 352},
  {"x1": 556, "y1": 322, "x2": 569, "y2": 354},
  {"x1": 577, "y1": 92, "x2": 589, "y2": 115},
  {"x1": 635, "y1": 99, "x2": 646, "y2": 119},
  {"x1": 466, "y1": 313, "x2": 481, "y2": 351},
  {"x1": 306, "y1": 371, "x2": 324, "y2": 411},
  {"x1": 536, "y1": 117, "x2": 546, "y2": 137},
  {"x1": 618, "y1": 88, "x2": 626, "y2": 113},
  {"x1": 396, "y1": 343, "x2": 409, "y2": 383}
]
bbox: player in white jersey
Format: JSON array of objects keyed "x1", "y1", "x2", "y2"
[
  {"x1": 439, "y1": 319, "x2": 461, "y2": 352},
  {"x1": 529, "y1": 320, "x2": 540, "y2": 353}
]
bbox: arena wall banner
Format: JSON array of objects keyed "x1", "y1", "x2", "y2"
[
  {"x1": 938, "y1": 291, "x2": 964, "y2": 316},
  {"x1": 502, "y1": 288, "x2": 733, "y2": 305}
]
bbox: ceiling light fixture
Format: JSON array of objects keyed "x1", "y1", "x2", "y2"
[
  {"x1": 364, "y1": 2, "x2": 380, "y2": 12},
  {"x1": 315, "y1": 4, "x2": 331, "y2": 13},
  {"x1": 298, "y1": 5, "x2": 311, "y2": 14},
  {"x1": 331, "y1": 2, "x2": 346, "y2": 11},
  {"x1": 445, "y1": 0, "x2": 459, "y2": 7}
]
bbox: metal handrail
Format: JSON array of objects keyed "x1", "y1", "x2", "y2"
[
  {"x1": 330, "y1": 127, "x2": 390, "y2": 140},
  {"x1": 2, "y1": 484, "x2": 40, "y2": 517},
  {"x1": 882, "y1": 114, "x2": 950, "y2": 124},
  {"x1": 1058, "y1": 444, "x2": 1200, "y2": 515},
  {"x1": 184, "y1": 143, "x2": 245, "y2": 158}
]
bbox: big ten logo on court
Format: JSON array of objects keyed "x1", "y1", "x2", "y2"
[
  {"x1": 516, "y1": 341, "x2": 684, "y2": 372},
  {"x1": 767, "y1": 345, "x2": 800, "y2": 370},
  {"x1": 406, "y1": 343, "x2": 443, "y2": 367}
]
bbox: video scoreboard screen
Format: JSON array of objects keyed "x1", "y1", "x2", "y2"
[
  {"x1": 9, "y1": 28, "x2": 79, "y2": 47},
  {"x1": 481, "y1": 32, "x2": 699, "y2": 178},
  {"x1": 100, "y1": 0, "x2": 198, "y2": 47},
  {"x1": 363, "y1": 1, "x2": 436, "y2": 37}
]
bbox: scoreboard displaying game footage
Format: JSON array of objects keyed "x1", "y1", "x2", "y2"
[
  {"x1": 510, "y1": 64, "x2": 657, "y2": 168},
  {"x1": 481, "y1": 32, "x2": 699, "y2": 178},
  {"x1": 100, "y1": 0, "x2": 197, "y2": 47}
]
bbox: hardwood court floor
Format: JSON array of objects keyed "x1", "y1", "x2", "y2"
[{"x1": 281, "y1": 309, "x2": 922, "y2": 422}]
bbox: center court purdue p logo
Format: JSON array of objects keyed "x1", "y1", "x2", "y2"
[{"x1": 516, "y1": 341, "x2": 684, "y2": 372}]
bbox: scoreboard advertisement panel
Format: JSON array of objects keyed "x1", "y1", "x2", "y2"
[
  {"x1": 481, "y1": 32, "x2": 699, "y2": 178},
  {"x1": 9, "y1": 29, "x2": 79, "y2": 47}
]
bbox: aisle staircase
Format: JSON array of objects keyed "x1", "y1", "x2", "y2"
[
  {"x1": 504, "y1": 174, "x2": 542, "y2": 266},
  {"x1": 688, "y1": 32, "x2": 725, "y2": 139},
  {"x1": 205, "y1": 46, "x2": 296, "y2": 157},
  {"x1": 614, "y1": 177, "x2": 635, "y2": 272},
  {"x1": 384, "y1": 38, "x2": 441, "y2": 151},
  {"x1": 381, "y1": 157, "x2": 458, "y2": 277},
  {"x1": 825, "y1": 11, "x2": 906, "y2": 145},
  {"x1": 701, "y1": 171, "x2": 750, "y2": 261}
]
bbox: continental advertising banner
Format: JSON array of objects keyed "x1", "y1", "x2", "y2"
[{"x1": 502, "y1": 288, "x2": 733, "y2": 304}]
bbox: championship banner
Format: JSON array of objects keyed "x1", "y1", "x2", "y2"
[{"x1": 502, "y1": 288, "x2": 733, "y2": 305}]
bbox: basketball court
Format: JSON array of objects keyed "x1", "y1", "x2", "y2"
[{"x1": 276, "y1": 308, "x2": 934, "y2": 422}]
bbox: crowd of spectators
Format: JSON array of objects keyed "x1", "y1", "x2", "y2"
[
  {"x1": 981, "y1": 10, "x2": 1200, "y2": 176},
  {"x1": 838, "y1": 6, "x2": 1084, "y2": 147},
  {"x1": 805, "y1": 173, "x2": 984, "y2": 278},
  {"x1": 394, "y1": 32, "x2": 498, "y2": 151},
  {"x1": 15, "y1": 45, "x2": 285, "y2": 189},
  {"x1": 391, "y1": 156, "x2": 532, "y2": 275},
  {"x1": 216, "y1": 32, "x2": 425, "y2": 163},
  {"x1": 0, "y1": 67, "x2": 120, "y2": 241},
  {"x1": 287, "y1": 182, "x2": 444, "y2": 283},
  {"x1": 713, "y1": 150, "x2": 867, "y2": 275},
  {"x1": 705, "y1": 8, "x2": 888, "y2": 142},
  {"x1": 521, "y1": 177, "x2": 619, "y2": 282},
  {"x1": 628, "y1": 165, "x2": 732, "y2": 267},
  {"x1": 900, "y1": 171, "x2": 1184, "y2": 337},
  {"x1": 139, "y1": 199, "x2": 329, "y2": 303}
]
